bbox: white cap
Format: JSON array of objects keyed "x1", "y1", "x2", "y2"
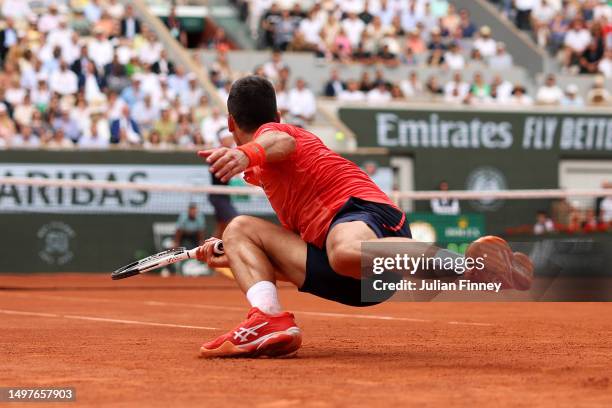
[{"x1": 566, "y1": 84, "x2": 578, "y2": 94}]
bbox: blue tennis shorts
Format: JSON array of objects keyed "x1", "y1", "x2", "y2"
[{"x1": 299, "y1": 197, "x2": 411, "y2": 307}]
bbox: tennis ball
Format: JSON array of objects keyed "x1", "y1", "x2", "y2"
[{"x1": 335, "y1": 131, "x2": 345, "y2": 141}]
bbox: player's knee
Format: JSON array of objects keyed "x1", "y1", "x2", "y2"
[
  {"x1": 222, "y1": 215, "x2": 258, "y2": 243},
  {"x1": 327, "y1": 241, "x2": 361, "y2": 279}
]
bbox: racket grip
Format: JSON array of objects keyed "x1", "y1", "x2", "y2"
[
  {"x1": 186, "y1": 241, "x2": 225, "y2": 259},
  {"x1": 213, "y1": 240, "x2": 224, "y2": 255}
]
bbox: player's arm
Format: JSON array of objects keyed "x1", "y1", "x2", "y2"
[{"x1": 197, "y1": 130, "x2": 296, "y2": 182}]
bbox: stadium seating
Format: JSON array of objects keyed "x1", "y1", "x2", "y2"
[{"x1": 0, "y1": 0, "x2": 209, "y2": 149}]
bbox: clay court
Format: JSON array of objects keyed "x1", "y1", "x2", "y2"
[{"x1": 1, "y1": 274, "x2": 610, "y2": 407}]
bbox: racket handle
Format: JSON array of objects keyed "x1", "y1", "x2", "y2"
[
  {"x1": 186, "y1": 240, "x2": 225, "y2": 259},
  {"x1": 213, "y1": 240, "x2": 224, "y2": 255}
]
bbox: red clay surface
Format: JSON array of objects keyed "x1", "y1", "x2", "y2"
[{"x1": 1, "y1": 273, "x2": 611, "y2": 407}]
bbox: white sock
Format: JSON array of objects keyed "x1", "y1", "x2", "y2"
[{"x1": 246, "y1": 281, "x2": 282, "y2": 315}]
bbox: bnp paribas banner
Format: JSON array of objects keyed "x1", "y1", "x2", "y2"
[
  {"x1": 0, "y1": 163, "x2": 272, "y2": 215},
  {"x1": 339, "y1": 107, "x2": 612, "y2": 153}
]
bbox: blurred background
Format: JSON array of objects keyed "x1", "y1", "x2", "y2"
[{"x1": 0, "y1": 0, "x2": 611, "y2": 274}]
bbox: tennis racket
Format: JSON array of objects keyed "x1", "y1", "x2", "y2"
[{"x1": 111, "y1": 241, "x2": 224, "y2": 280}]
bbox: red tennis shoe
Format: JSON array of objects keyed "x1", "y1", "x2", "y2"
[
  {"x1": 199, "y1": 307, "x2": 302, "y2": 358},
  {"x1": 464, "y1": 236, "x2": 534, "y2": 290}
]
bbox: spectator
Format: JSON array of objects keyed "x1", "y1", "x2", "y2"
[
  {"x1": 50, "y1": 61, "x2": 78, "y2": 96},
  {"x1": 399, "y1": 71, "x2": 423, "y2": 98},
  {"x1": 13, "y1": 92, "x2": 34, "y2": 128},
  {"x1": 473, "y1": 26, "x2": 497, "y2": 58},
  {"x1": 0, "y1": 17, "x2": 18, "y2": 62},
  {"x1": 580, "y1": 40, "x2": 604, "y2": 74},
  {"x1": 46, "y1": 128, "x2": 73, "y2": 149},
  {"x1": 560, "y1": 84, "x2": 585, "y2": 107},
  {"x1": 174, "y1": 203, "x2": 205, "y2": 249},
  {"x1": 598, "y1": 48, "x2": 612, "y2": 78},
  {"x1": 367, "y1": 82, "x2": 392, "y2": 103},
  {"x1": 287, "y1": 78, "x2": 316, "y2": 125},
  {"x1": 324, "y1": 69, "x2": 345, "y2": 97},
  {"x1": 262, "y1": 50, "x2": 287, "y2": 82},
  {"x1": 120, "y1": 5, "x2": 141, "y2": 40},
  {"x1": 165, "y1": 6, "x2": 187, "y2": 46},
  {"x1": 274, "y1": 9, "x2": 297, "y2": 50},
  {"x1": 12, "y1": 125, "x2": 40, "y2": 148},
  {"x1": 84, "y1": 0, "x2": 103, "y2": 23},
  {"x1": 491, "y1": 75, "x2": 514, "y2": 103},
  {"x1": 509, "y1": 85, "x2": 534, "y2": 106},
  {"x1": 444, "y1": 72, "x2": 470, "y2": 102},
  {"x1": 181, "y1": 74, "x2": 204, "y2": 109},
  {"x1": 587, "y1": 76, "x2": 611, "y2": 105},
  {"x1": 459, "y1": 9, "x2": 477, "y2": 38},
  {"x1": 338, "y1": 79, "x2": 366, "y2": 102},
  {"x1": 470, "y1": 72, "x2": 491, "y2": 101},
  {"x1": 534, "y1": 211, "x2": 555, "y2": 235},
  {"x1": 298, "y1": 8, "x2": 323, "y2": 49},
  {"x1": 536, "y1": 74, "x2": 564, "y2": 105},
  {"x1": 111, "y1": 105, "x2": 141, "y2": 144},
  {"x1": 153, "y1": 105, "x2": 178, "y2": 143},
  {"x1": 201, "y1": 107, "x2": 227, "y2": 144},
  {"x1": 52, "y1": 108, "x2": 81, "y2": 143},
  {"x1": 430, "y1": 180, "x2": 460, "y2": 215},
  {"x1": 120, "y1": 76, "x2": 145, "y2": 108},
  {"x1": 563, "y1": 18, "x2": 592, "y2": 68},
  {"x1": 426, "y1": 76, "x2": 444, "y2": 95},
  {"x1": 152, "y1": 50, "x2": 175, "y2": 76},
  {"x1": 342, "y1": 12, "x2": 366, "y2": 48},
  {"x1": 132, "y1": 94, "x2": 160, "y2": 133},
  {"x1": 79, "y1": 117, "x2": 110, "y2": 149},
  {"x1": 488, "y1": 42, "x2": 514, "y2": 70},
  {"x1": 0, "y1": 103, "x2": 15, "y2": 144},
  {"x1": 532, "y1": 0, "x2": 557, "y2": 47},
  {"x1": 444, "y1": 42, "x2": 465, "y2": 70},
  {"x1": 515, "y1": 0, "x2": 535, "y2": 30},
  {"x1": 88, "y1": 28, "x2": 114, "y2": 70},
  {"x1": 405, "y1": 29, "x2": 426, "y2": 55},
  {"x1": 600, "y1": 185, "x2": 612, "y2": 223}
]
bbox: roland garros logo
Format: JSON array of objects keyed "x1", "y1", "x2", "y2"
[{"x1": 38, "y1": 221, "x2": 76, "y2": 265}]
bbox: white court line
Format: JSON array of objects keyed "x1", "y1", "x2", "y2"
[
  {"x1": 0, "y1": 308, "x2": 219, "y2": 331},
  {"x1": 1, "y1": 293, "x2": 494, "y2": 327},
  {"x1": 0, "y1": 309, "x2": 59, "y2": 318}
]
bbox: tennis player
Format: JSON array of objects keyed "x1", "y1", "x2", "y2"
[{"x1": 195, "y1": 76, "x2": 533, "y2": 358}]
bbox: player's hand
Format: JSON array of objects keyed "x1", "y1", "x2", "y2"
[
  {"x1": 195, "y1": 237, "x2": 229, "y2": 268},
  {"x1": 197, "y1": 147, "x2": 249, "y2": 183}
]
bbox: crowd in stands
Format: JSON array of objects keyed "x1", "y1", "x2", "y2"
[
  {"x1": 318, "y1": 67, "x2": 610, "y2": 106},
  {"x1": 493, "y1": 0, "x2": 612, "y2": 76},
  {"x1": 238, "y1": 0, "x2": 515, "y2": 70},
  {"x1": 0, "y1": 1, "x2": 218, "y2": 150},
  {"x1": 530, "y1": 191, "x2": 612, "y2": 235}
]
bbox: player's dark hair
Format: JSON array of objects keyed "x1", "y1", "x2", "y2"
[{"x1": 227, "y1": 76, "x2": 278, "y2": 132}]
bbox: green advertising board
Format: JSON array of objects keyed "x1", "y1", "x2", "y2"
[
  {"x1": 339, "y1": 106, "x2": 612, "y2": 234},
  {"x1": 409, "y1": 213, "x2": 485, "y2": 254}
]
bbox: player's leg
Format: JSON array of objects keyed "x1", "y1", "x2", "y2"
[
  {"x1": 199, "y1": 215, "x2": 306, "y2": 358},
  {"x1": 327, "y1": 220, "x2": 533, "y2": 290},
  {"x1": 221, "y1": 215, "x2": 307, "y2": 293}
]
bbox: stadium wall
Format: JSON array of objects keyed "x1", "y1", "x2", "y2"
[{"x1": 0, "y1": 150, "x2": 391, "y2": 273}]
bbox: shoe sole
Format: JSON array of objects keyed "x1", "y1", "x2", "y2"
[
  {"x1": 466, "y1": 236, "x2": 534, "y2": 290},
  {"x1": 198, "y1": 328, "x2": 302, "y2": 359}
]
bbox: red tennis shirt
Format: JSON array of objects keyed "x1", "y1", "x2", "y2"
[{"x1": 245, "y1": 122, "x2": 397, "y2": 248}]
